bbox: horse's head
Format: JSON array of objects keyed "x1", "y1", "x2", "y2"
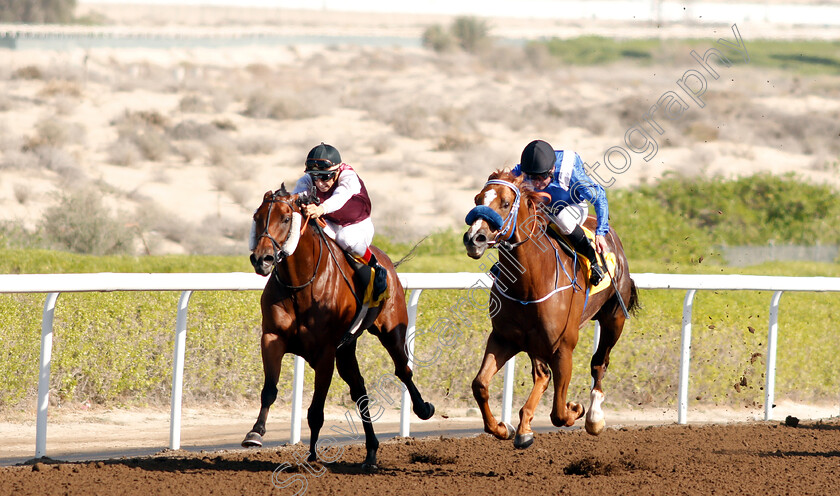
[
  {"x1": 463, "y1": 170, "x2": 526, "y2": 259},
  {"x1": 249, "y1": 184, "x2": 305, "y2": 276}
]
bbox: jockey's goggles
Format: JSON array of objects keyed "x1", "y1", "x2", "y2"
[
  {"x1": 305, "y1": 158, "x2": 338, "y2": 171},
  {"x1": 524, "y1": 170, "x2": 552, "y2": 181},
  {"x1": 306, "y1": 170, "x2": 337, "y2": 182}
]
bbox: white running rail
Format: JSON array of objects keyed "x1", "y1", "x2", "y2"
[{"x1": 2, "y1": 271, "x2": 839, "y2": 459}]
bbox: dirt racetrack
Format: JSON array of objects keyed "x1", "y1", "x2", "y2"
[{"x1": 2, "y1": 418, "x2": 838, "y2": 495}]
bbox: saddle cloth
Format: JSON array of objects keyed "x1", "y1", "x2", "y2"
[{"x1": 578, "y1": 226, "x2": 616, "y2": 296}]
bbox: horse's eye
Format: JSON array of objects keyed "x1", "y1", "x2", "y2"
[
  {"x1": 282, "y1": 216, "x2": 291, "y2": 224},
  {"x1": 502, "y1": 201, "x2": 510, "y2": 209}
]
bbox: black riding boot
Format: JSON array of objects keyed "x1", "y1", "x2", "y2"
[
  {"x1": 367, "y1": 252, "x2": 388, "y2": 302},
  {"x1": 567, "y1": 225, "x2": 605, "y2": 286}
]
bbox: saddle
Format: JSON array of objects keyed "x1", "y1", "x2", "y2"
[
  {"x1": 335, "y1": 251, "x2": 391, "y2": 349},
  {"x1": 343, "y1": 252, "x2": 390, "y2": 307},
  {"x1": 544, "y1": 224, "x2": 616, "y2": 295}
]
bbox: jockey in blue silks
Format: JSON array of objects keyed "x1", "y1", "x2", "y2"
[{"x1": 511, "y1": 139, "x2": 609, "y2": 286}]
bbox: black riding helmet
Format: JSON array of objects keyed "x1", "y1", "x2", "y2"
[
  {"x1": 305, "y1": 142, "x2": 341, "y2": 171},
  {"x1": 519, "y1": 139, "x2": 556, "y2": 176}
]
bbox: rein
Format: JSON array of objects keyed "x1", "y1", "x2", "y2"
[
  {"x1": 478, "y1": 179, "x2": 575, "y2": 305},
  {"x1": 258, "y1": 194, "x2": 321, "y2": 291},
  {"x1": 272, "y1": 228, "x2": 323, "y2": 290}
]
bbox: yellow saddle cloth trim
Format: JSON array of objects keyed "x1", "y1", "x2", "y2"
[
  {"x1": 578, "y1": 226, "x2": 616, "y2": 295},
  {"x1": 353, "y1": 255, "x2": 390, "y2": 306}
]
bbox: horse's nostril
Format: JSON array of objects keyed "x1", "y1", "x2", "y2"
[
  {"x1": 263, "y1": 255, "x2": 274, "y2": 265},
  {"x1": 475, "y1": 233, "x2": 487, "y2": 244}
]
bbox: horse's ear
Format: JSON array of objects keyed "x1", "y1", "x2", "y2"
[
  {"x1": 263, "y1": 190, "x2": 273, "y2": 200},
  {"x1": 278, "y1": 183, "x2": 290, "y2": 196}
]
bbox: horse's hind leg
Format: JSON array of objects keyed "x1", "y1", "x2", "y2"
[
  {"x1": 587, "y1": 309, "x2": 627, "y2": 436},
  {"x1": 374, "y1": 322, "x2": 434, "y2": 420},
  {"x1": 335, "y1": 340, "x2": 379, "y2": 469},
  {"x1": 243, "y1": 332, "x2": 286, "y2": 447},
  {"x1": 514, "y1": 356, "x2": 551, "y2": 449},
  {"x1": 472, "y1": 332, "x2": 517, "y2": 441}
]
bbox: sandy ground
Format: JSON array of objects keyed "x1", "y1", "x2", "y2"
[
  {"x1": 2, "y1": 6, "x2": 839, "y2": 254},
  {"x1": 2, "y1": 400, "x2": 837, "y2": 466}
]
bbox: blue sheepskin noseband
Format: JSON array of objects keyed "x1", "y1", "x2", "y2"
[{"x1": 465, "y1": 205, "x2": 504, "y2": 231}]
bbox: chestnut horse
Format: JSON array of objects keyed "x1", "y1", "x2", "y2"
[
  {"x1": 463, "y1": 171, "x2": 638, "y2": 449},
  {"x1": 243, "y1": 186, "x2": 434, "y2": 468}
]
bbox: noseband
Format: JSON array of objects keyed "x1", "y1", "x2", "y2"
[{"x1": 466, "y1": 179, "x2": 538, "y2": 249}]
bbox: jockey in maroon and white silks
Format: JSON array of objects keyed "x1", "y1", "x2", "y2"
[
  {"x1": 292, "y1": 142, "x2": 387, "y2": 300},
  {"x1": 293, "y1": 162, "x2": 374, "y2": 258}
]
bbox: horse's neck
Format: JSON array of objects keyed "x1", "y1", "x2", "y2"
[
  {"x1": 502, "y1": 205, "x2": 569, "y2": 293},
  {"x1": 278, "y1": 227, "x2": 324, "y2": 286}
]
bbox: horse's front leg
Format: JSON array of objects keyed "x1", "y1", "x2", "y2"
[
  {"x1": 514, "y1": 356, "x2": 551, "y2": 449},
  {"x1": 472, "y1": 332, "x2": 517, "y2": 441},
  {"x1": 306, "y1": 355, "x2": 336, "y2": 463},
  {"x1": 242, "y1": 332, "x2": 286, "y2": 447},
  {"x1": 549, "y1": 344, "x2": 585, "y2": 428},
  {"x1": 335, "y1": 340, "x2": 379, "y2": 470}
]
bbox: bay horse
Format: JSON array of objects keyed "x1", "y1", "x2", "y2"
[
  {"x1": 243, "y1": 185, "x2": 434, "y2": 469},
  {"x1": 463, "y1": 170, "x2": 638, "y2": 449}
]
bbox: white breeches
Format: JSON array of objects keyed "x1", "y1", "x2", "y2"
[
  {"x1": 322, "y1": 217, "x2": 374, "y2": 257},
  {"x1": 552, "y1": 202, "x2": 588, "y2": 235}
]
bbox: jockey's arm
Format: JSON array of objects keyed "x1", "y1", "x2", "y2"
[
  {"x1": 570, "y1": 169, "x2": 611, "y2": 253},
  {"x1": 321, "y1": 171, "x2": 360, "y2": 213},
  {"x1": 300, "y1": 171, "x2": 361, "y2": 218}
]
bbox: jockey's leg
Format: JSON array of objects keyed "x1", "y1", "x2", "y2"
[
  {"x1": 551, "y1": 204, "x2": 605, "y2": 286},
  {"x1": 334, "y1": 218, "x2": 387, "y2": 301},
  {"x1": 361, "y1": 248, "x2": 388, "y2": 301}
]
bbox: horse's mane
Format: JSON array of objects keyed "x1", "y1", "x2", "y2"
[{"x1": 487, "y1": 169, "x2": 549, "y2": 208}]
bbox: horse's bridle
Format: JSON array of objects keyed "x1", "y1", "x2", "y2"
[
  {"x1": 255, "y1": 193, "x2": 297, "y2": 263},
  {"x1": 255, "y1": 192, "x2": 322, "y2": 290},
  {"x1": 472, "y1": 179, "x2": 574, "y2": 304},
  {"x1": 483, "y1": 180, "x2": 541, "y2": 250}
]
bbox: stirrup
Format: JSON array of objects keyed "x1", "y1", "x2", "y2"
[{"x1": 589, "y1": 263, "x2": 605, "y2": 286}]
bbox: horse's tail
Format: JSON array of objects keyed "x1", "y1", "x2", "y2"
[
  {"x1": 626, "y1": 277, "x2": 641, "y2": 316},
  {"x1": 393, "y1": 236, "x2": 429, "y2": 269}
]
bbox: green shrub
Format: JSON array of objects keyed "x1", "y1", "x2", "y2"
[
  {"x1": 422, "y1": 16, "x2": 489, "y2": 54},
  {"x1": 634, "y1": 172, "x2": 840, "y2": 246},
  {"x1": 451, "y1": 16, "x2": 489, "y2": 53},
  {"x1": 421, "y1": 25, "x2": 454, "y2": 53},
  {"x1": 39, "y1": 190, "x2": 136, "y2": 255},
  {"x1": 0, "y1": 0, "x2": 77, "y2": 23}
]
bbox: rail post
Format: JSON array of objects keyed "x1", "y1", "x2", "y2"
[
  {"x1": 169, "y1": 290, "x2": 193, "y2": 450},
  {"x1": 764, "y1": 291, "x2": 783, "y2": 421},
  {"x1": 678, "y1": 289, "x2": 697, "y2": 425},
  {"x1": 35, "y1": 292, "x2": 60, "y2": 459}
]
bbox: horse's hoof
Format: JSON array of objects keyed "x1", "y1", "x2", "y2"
[
  {"x1": 241, "y1": 431, "x2": 263, "y2": 448},
  {"x1": 416, "y1": 402, "x2": 435, "y2": 420},
  {"x1": 513, "y1": 432, "x2": 534, "y2": 449},
  {"x1": 502, "y1": 422, "x2": 516, "y2": 440},
  {"x1": 585, "y1": 389, "x2": 606, "y2": 435},
  {"x1": 585, "y1": 419, "x2": 606, "y2": 436},
  {"x1": 361, "y1": 462, "x2": 378, "y2": 472}
]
